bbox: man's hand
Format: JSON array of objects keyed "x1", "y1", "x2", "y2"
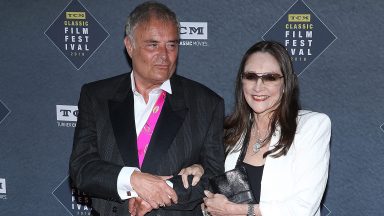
[
  {"x1": 128, "y1": 197, "x2": 153, "y2": 216},
  {"x1": 131, "y1": 171, "x2": 178, "y2": 209}
]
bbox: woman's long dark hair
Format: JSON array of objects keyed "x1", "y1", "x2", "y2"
[{"x1": 225, "y1": 41, "x2": 300, "y2": 158}]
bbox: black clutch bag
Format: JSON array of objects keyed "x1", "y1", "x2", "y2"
[
  {"x1": 208, "y1": 122, "x2": 257, "y2": 204},
  {"x1": 208, "y1": 165, "x2": 255, "y2": 204}
]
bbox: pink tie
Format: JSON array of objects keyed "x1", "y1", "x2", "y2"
[{"x1": 137, "y1": 91, "x2": 166, "y2": 168}]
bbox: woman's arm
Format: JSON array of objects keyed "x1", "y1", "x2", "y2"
[
  {"x1": 260, "y1": 113, "x2": 331, "y2": 216},
  {"x1": 204, "y1": 191, "x2": 262, "y2": 216}
]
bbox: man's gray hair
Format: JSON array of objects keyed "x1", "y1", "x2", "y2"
[{"x1": 125, "y1": 1, "x2": 180, "y2": 42}]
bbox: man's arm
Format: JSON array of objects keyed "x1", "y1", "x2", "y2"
[
  {"x1": 199, "y1": 98, "x2": 225, "y2": 178},
  {"x1": 165, "y1": 97, "x2": 226, "y2": 210},
  {"x1": 70, "y1": 84, "x2": 178, "y2": 207},
  {"x1": 69, "y1": 85, "x2": 123, "y2": 201}
]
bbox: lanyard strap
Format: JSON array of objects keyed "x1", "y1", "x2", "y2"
[{"x1": 137, "y1": 91, "x2": 166, "y2": 168}]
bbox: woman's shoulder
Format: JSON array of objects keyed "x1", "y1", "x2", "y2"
[
  {"x1": 293, "y1": 110, "x2": 331, "y2": 151},
  {"x1": 296, "y1": 110, "x2": 331, "y2": 132},
  {"x1": 298, "y1": 110, "x2": 330, "y2": 124}
]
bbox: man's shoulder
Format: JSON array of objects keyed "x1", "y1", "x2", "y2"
[
  {"x1": 85, "y1": 73, "x2": 129, "y2": 87},
  {"x1": 173, "y1": 74, "x2": 223, "y2": 100},
  {"x1": 82, "y1": 73, "x2": 129, "y2": 92}
]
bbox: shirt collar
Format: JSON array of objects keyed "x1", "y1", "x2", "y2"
[{"x1": 130, "y1": 71, "x2": 172, "y2": 95}]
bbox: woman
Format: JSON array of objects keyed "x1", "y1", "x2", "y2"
[{"x1": 183, "y1": 41, "x2": 331, "y2": 216}]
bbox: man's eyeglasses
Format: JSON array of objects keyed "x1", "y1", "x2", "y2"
[{"x1": 241, "y1": 72, "x2": 283, "y2": 85}]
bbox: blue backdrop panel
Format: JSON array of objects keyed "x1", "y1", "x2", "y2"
[{"x1": 0, "y1": 0, "x2": 383, "y2": 215}]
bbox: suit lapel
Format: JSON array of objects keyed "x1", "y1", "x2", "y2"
[
  {"x1": 141, "y1": 75, "x2": 188, "y2": 173},
  {"x1": 108, "y1": 73, "x2": 139, "y2": 167}
]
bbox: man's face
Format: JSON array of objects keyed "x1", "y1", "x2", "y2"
[{"x1": 125, "y1": 18, "x2": 179, "y2": 89}]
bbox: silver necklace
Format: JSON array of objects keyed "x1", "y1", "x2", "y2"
[{"x1": 252, "y1": 129, "x2": 268, "y2": 153}]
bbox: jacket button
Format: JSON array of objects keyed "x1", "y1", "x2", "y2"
[{"x1": 112, "y1": 206, "x2": 117, "y2": 212}]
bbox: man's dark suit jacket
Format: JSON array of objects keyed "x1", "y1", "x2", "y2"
[{"x1": 69, "y1": 73, "x2": 225, "y2": 216}]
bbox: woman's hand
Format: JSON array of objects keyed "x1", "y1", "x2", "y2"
[
  {"x1": 203, "y1": 190, "x2": 238, "y2": 216},
  {"x1": 178, "y1": 164, "x2": 204, "y2": 188},
  {"x1": 203, "y1": 190, "x2": 262, "y2": 216}
]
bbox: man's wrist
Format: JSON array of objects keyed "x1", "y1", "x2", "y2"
[
  {"x1": 130, "y1": 170, "x2": 140, "y2": 190},
  {"x1": 117, "y1": 167, "x2": 140, "y2": 199}
]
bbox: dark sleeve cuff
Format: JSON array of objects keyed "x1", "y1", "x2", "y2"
[{"x1": 164, "y1": 175, "x2": 208, "y2": 210}]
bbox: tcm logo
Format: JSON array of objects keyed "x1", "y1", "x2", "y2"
[
  {"x1": 180, "y1": 22, "x2": 208, "y2": 40},
  {"x1": 0, "y1": 178, "x2": 6, "y2": 194},
  {"x1": 0, "y1": 178, "x2": 6, "y2": 199},
  {"x1": 56, "y1": 105, "x2": 78, "y2": 122},
  {"x1": 288, "y1": 14, "x2": 311, "y2": 22},
  {"x1": 66, "y1": 12, "x2": 86, "y2": 19}
]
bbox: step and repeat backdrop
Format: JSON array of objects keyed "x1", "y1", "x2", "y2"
[{"x1": 1, "y1": 0, "x2": 383, "y2": 215}]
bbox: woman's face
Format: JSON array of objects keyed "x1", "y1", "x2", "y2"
[{"x1": 242, "y1": 52, "x2": 284, "y2": 117}]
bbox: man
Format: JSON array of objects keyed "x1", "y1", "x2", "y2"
[{"x1": 69, "y1": 1, "x2": 225, "y2": 215}]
